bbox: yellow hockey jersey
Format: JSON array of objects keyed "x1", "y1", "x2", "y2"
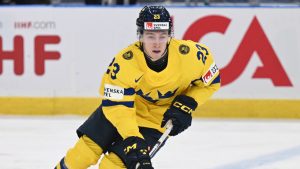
[{"x1": 99, "y1": 38, "x2": 220, "y2": 139}]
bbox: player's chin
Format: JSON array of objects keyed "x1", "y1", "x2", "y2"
[{"x1": 152, "y1": 54, "x2": 162, "y2": 60}]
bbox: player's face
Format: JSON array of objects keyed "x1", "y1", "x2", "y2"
[{"x1": 141, "y1": 30, "x2": 169, "y2": 61}]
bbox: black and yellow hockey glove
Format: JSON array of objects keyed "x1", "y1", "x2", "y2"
[
  {"x1": 161, "y1": 95, "x2": 198, "y2": 136},
  {"x1": 123, "y1": 136, "x2": 154, "y2": 169}
]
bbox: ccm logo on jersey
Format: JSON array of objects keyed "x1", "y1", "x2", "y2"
[
  {"x1": 144, "y1": 22, "x2": 169, "y2": 30},
  {"x1": 202, "y1": 63, "x2": 219, "y2": 85},
  {"x1": 103, "y1": 84, "x2": 124, "y2": 100}
]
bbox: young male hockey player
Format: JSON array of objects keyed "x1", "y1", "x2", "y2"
[{"x1": 55, "y1": 6, "x2": 220, "y2": 169}]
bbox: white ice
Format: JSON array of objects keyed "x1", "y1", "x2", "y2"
[{"x1": 1, "y1": 116, "x2": 300, "y2": 169}]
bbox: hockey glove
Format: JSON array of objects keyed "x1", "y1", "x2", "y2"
[
  {"x1": 123, "y1": 136, "x2": 154, "y2": 169},
  {"x1": 161, "y1": 95, "x2": 198, "y2": 136}
]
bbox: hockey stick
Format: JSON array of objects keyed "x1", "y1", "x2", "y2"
[
  {"x1": 149, "y1": 120, "x2": 173, "y2": 158},
  {"x1": 135, "y1": 120, "x2": 173, "y2": 169}
]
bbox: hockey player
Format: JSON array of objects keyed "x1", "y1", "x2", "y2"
[{"x1": 55, "y1": 6, "x2": 220, "y2": 169}]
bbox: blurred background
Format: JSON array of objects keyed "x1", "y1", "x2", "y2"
[
  {"x1": 0, "y1": 2, "x2": 299, "y2": 118},
  {"x1": 1, "y1": 1, "x2": 300, "y2": 169},
  {"x1": 1, "y1": 0, "x2": 300, "y2": 6}
]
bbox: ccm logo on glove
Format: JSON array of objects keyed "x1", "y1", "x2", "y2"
[{"x1": 173, "y1": 101, "x2": 193, "y2": 114}]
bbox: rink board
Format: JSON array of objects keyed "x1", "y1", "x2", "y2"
[
  {"x1": 0, "y1": 6, "x2": 300, "y2": 117},
  {"x1": 1, "y1": 97, "x2": 300, "y2": 118}
]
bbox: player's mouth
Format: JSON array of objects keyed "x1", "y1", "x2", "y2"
[{"x1": 152, "y1": 50, "x2": 161, "y2": 54}]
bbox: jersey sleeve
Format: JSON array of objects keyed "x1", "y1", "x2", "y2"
[
  {"x1": 185, "y1": 43, "x2": 221, "y2": 106},
  {"x1": 99, "y1": 50, "x2": 144, "y2": 139}
]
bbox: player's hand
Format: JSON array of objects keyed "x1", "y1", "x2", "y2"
[
  {"x1": 161, "y1": 95, "x2": 198, "y2": 136},
  {"x1": 123, "y1": 136, "x2": 154, "y2": 169}
]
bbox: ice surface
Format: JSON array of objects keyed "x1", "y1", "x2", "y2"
[{"x1": 1, "y1": 116, "x2": 300, "y2": 169}]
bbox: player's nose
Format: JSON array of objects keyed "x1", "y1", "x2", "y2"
[{"x1": 153, "y1": 37, "x2": 160, "y2": 45}]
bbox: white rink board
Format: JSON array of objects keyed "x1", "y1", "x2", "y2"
[{"x1": 0, "y1": 7, "x2": 299, "y2": 99}]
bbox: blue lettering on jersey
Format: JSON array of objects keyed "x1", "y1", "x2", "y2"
[
  {"x1": 106, "y1": 58, "x2": 115, "y2": 74},
  {"x1": 106, "y1": 58, "x2": 120, "y2": 80},
  {"x1": 196, "y1": 44, "x2": 208, "y2": 64},
  {"x1": 111, "y1": 63, "x2": 120, "y2": 80}
]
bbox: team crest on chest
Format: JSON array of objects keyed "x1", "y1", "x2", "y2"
[
  {"x1": 179, "y1": 44, "x2": 190, "y2": 55},
  {"x1": 123, "y1": 51, "x2": 133, "y2": 60},
  {"x1": 136, "y1": 88, "x2": 179, "y2": 103}
]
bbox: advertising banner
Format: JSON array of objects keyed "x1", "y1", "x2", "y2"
[{"x1": 0, "y1": 7, "x2": 299, "y2": 116}]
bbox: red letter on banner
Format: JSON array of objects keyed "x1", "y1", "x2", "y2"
[
  {"x1": 183, "y1": 15, "x2": 231, "y2": 42},
  {"x1": 0, "y1": 36, "x2": 24, "y2": 75},
  {"x1": 221, "y1": 17, "x2": 292, "y2": 86},
  {"x1": 35, "y1": 35, "x2": 61, "y2": 75},
  {"x1": 183, "y1": 15, "x2": 292, "y2": 87}
]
